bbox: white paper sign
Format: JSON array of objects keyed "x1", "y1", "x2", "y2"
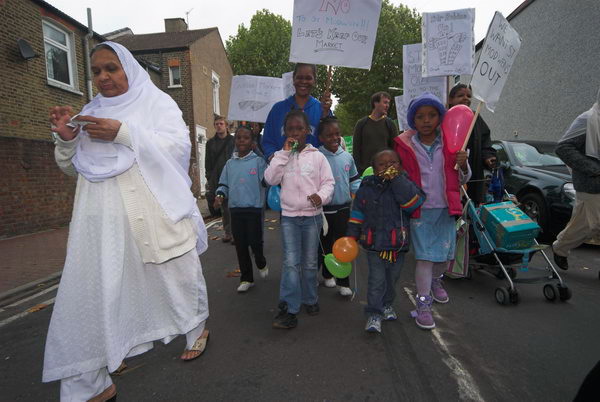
[
  {"x1": 227, "y1": 75, "x2": 284, "y2": 123},
  {"x1": 403, "y1": 43, "x2": 447, "y2": 106},
  {"x1": 394, "y1": 95, "x2": 408, "y2": 131},
  {"x1": 421, "y1": 8, "x2": 474, "y2": 77},
  {"x1": 282, "y1": 71, "x2": 295, "y2": 99},
  {"x1": 471, "y1": 12, "x2": 522, "y2": 112},
  {"x1": 289, "y1": 0, "x2": 382, "y2": 70}
]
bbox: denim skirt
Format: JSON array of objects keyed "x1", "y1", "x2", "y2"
[{"x1": 410, "y1": 208, "x2": 456, "y2": 262}]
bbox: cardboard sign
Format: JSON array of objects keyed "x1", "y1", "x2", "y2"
[
  {"x1": 470, "y1": 12, "x2": 522, "y2": 112},
  {"x1": 227, "y1": 75, "x2": 283, "y2": 123},
  {"x1": 282, "y1": 71, "x2": 295, "y2": 99},
  {"x1": 289, "y1": 0, "x2": 382, "y2": 69},
  {"x1": 403, "y1": 43, "x2": 447, "y2": 106},
  {"x1": 421, "y1": 8, "x2": 475, "y2": 77},
  {"x1": 394, "y1": 95, "x2": 408, "y2": 131}
]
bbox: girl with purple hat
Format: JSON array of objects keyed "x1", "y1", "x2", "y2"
[{"x1": 393, "y1": 92, "x2": 471, "y2": 330}]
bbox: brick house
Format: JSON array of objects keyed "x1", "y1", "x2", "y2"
[
  {"x1": 0, "y1": 0, "x2": 102, "y2": 239},
  {"x1": 0, "y1": 0, "x2": 159, "y2": 238},
  {"x1": 113, "y1": 19, "x2": 233, "y2": 195}
]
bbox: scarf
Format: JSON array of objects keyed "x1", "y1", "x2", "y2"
[{"x1": 559, "y1": 87, "x2": 600, "y2": 160}]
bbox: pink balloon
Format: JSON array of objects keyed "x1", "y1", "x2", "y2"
[{"x1": 441, "y1": 105, "x2": 475, "y2": 154}]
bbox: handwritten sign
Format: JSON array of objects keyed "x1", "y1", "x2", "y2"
[
  {"x1": 282, "y1": 71, "x2": 295, "y2": 99},
  {"x1": 227, "y1": 75, "x2": 284, "y2": 123},
  {"x1": 403, "y1": 43, "x2": 447, "y2": 106},
  {"x1": 394, "y1": 96, "x2": 408, "y2": 131},
  {"x1": 471, "y1": 12, "x2": 522, "y2": 112},
  {"x1": 421, "y1": 8, "x2": 475, "y2": 77},
  {"x1": 289, "y1": 0, "x2": 383, "y2": 70}
]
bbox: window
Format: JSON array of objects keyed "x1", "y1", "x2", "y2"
[
  {"x1": 212, "y1": 71, "x2": 220, "y2": 115},
  {"x1": 43, "y1": 20, "x2": 76, "y2": 90},
  {"x1": 169, "y1": 65, "x2": 181, "y2": 87}
]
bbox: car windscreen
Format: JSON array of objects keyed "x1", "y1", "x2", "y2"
[{"x1": 510, "y1": 143, "x2": 564, "y2": 166}]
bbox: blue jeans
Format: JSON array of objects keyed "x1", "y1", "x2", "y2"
[
  {"x1": 280, "y1": 215, "x2": 322, "y2": 314},
  {"x1": 365, "y1": 251, "x2": 406, "y2": 316}
]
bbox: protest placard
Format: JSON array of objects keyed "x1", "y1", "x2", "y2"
[
  {"x1": 421, "y1": 8, "x2": 475, "y2": 77},
  {"x1": 227, "y1": 75, "x2": 284, "y2": 123},
  {"x1": 282, "y1": 71, "x2": 295, "y2": 99},
  {"x1": 470, "y1": 12, "x2": 522, "y2": 112},
  {"x1": 289, "y1": 0, "x2": 382, "y2": 69},
  {"x1": 403, "y1": 43, "x2": 447, "y2": 105},
  {"x1": 394, "y1": 95, "x2": 408, "y2": 131}
]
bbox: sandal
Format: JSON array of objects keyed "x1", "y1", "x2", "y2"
[
  {"x1": 87, "y1": 384, "x2": 116, "y2": 402},
  {"x1": 181, "y1": 329, "x2": 209, "y2": 361}
]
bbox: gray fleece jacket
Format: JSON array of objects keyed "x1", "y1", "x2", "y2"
[{"x1": 555, "y1": 134, "x2": 600, "y2": 194}]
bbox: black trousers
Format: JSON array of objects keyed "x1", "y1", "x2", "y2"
[
  {"x1": 231, "y1": 210, "x2": 266, "y2": 283},
  {"x1": 319, "y1": 207, "x2": 351, "y2": 287}
]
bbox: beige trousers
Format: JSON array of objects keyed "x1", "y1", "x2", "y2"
[{"x1": 552, "y1": 192, "x2": 600, "y2": 256}]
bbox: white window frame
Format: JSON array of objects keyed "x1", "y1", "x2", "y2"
[
  {"x1": 196, "y1": 125, "x2": 208, "y2": 195},
  {"x1": 168, "y1": 65, "x2": 182, "y2": 88},
  {"x1": 42, "y1": 19, "x2": 81, "y2": 94},
  {"x1": 212, "y1": 71, "x2": 220, "y2": 115}
]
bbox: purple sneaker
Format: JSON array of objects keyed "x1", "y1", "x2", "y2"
[
  {"x1": 431, "y1": 275, "x2": 449, "y2": 303},
  {"x1": 411, "y1": 294, "x2": 435, "y2": 329}
]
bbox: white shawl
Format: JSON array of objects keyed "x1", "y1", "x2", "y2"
[
  {"x1": 72, "y1": 41, "x2": 207, "y2": 254},
  {"x1": 560, "y1": 87, "x2": 600, "y2": 160}
]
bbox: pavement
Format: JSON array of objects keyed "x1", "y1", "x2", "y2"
[
  {"x1": 1, "y1": 204, "x2": 600, "y2": 401},
  {"x1": 0, "y1": 198, "x2": 214, "y2": 300}
]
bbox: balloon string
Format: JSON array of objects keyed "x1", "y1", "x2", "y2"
[
  {"x1": 351, "y1": 260, "x2": 358, "y2": 301},
  {"x1": 312, "y1": 205, "x2": 359, "y2": 301}
]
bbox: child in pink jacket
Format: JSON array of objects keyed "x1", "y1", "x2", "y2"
[{"x1": 265, "y1": 110, "x2": 335, "y2": 329}]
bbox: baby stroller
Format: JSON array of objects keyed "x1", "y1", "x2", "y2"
[{"x1": 460, "y1": 167, "x2": 572, "y2": 305}]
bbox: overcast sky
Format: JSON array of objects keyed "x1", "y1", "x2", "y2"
[{"x1": 46, "y1": 0, "x2": 524, "y2": 44}]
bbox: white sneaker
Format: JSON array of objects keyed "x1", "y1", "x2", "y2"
[
  {"x1": 259, "y1": 267, "x2": 269, "y2": 279},
  {"x1": 339, "y1": 287, "x2": 353, "y2": 297},
  {"x1": 237, "y1": 282, "x2": 254, "y2": 293},
  {"x1": 324, "y1": 278, "x2": 336, "y2": 288}
]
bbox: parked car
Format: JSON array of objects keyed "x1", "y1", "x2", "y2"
[{"x1": 490, "y1": 140, "x2": 575, "y2": 240}]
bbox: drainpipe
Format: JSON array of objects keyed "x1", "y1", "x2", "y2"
[{"x1": 83, "y1": 8, "x2": 93, "y2": 101}]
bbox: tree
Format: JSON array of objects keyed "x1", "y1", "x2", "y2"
[
  {"x1": 225, "y1": 10, "x2": 294, "y2": 78},
  {"x1": 332, "y1": 1, "x2": 421, "y2": 125},
  {"x1": 226, "y1": 10, "x2": 330, "y2": 100}
]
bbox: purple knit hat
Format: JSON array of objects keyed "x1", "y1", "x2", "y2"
[{"x1": 406, "y1": 92, "x2": 446, "y2": 130}]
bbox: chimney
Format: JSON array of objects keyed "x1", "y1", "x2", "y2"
[{"x1": 165, "y1": 18, "x2": 188, "y2": 33}]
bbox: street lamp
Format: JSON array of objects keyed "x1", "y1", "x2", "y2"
[{"x1": 388, "y1": 87, "x2": 403, "y2": 92}]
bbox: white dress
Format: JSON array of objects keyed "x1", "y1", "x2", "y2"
[{"x1": 42, "y1": 176, "x2": 209, "y2": 382}]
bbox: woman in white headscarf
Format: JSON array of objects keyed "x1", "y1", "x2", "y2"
[
  {"x1": 44, "y1": 41, "x2": 210, "y2": 401},
  {"x1": 552, "y1": 87, "x2": 600, "y2": 270}
]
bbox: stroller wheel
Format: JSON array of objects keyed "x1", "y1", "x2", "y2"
[
  {"x1": 495, "y1": 287, "x2": 510, "y2": 305},
  {"x1": 543, "y1": 284, "x2": 558, "y2": 301},
  {"x1": 509, "y1": 288, "x2": 519, "y2": 304},
  {"x1": 557, "y1": 284, "x2": 572, "y2": 301}
]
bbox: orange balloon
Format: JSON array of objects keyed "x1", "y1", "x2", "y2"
[{"x1": 332, "y1": 237, "x2": 359, "y2": 263}]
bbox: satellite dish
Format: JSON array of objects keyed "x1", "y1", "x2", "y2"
[{"x1": 17, "y1": 39, "x2": 39, "y2": 60}]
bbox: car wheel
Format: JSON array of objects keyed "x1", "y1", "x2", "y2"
[{"x1": 519, "y1": 192, "x2": 547, "y2": 239}]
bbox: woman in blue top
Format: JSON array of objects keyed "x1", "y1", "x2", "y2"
[{"x1": 262, "y1": 63, "x2": 332, "y2": 160}]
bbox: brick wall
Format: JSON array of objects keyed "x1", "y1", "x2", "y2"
[
  {"x1": 189, "y1": 30, "x2": 233, "y2": 140},
  {"x1": 0, "y1": 0, "x2": 98, "y2": 237},
  {"x1": 0, "y1": 0, "x2": 96, "y2": 141},
  {"x1": 0, "y1": 137, "x2": 76, "y2": 238}
]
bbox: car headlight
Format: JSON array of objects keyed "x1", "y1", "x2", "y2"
[{"x1": 562, "y1": 182, "x2": 576, "y2": 201}]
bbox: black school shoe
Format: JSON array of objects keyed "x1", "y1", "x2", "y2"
[
  {"x1": 304, "y1": 303, "x2": 320, "y2": 316},
  {"x1": 551, "y1": 245, "x2": 569, "y2": 270},
  {"x1": 272, "y1": 302, "x2": 297, "y2": 329}
]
